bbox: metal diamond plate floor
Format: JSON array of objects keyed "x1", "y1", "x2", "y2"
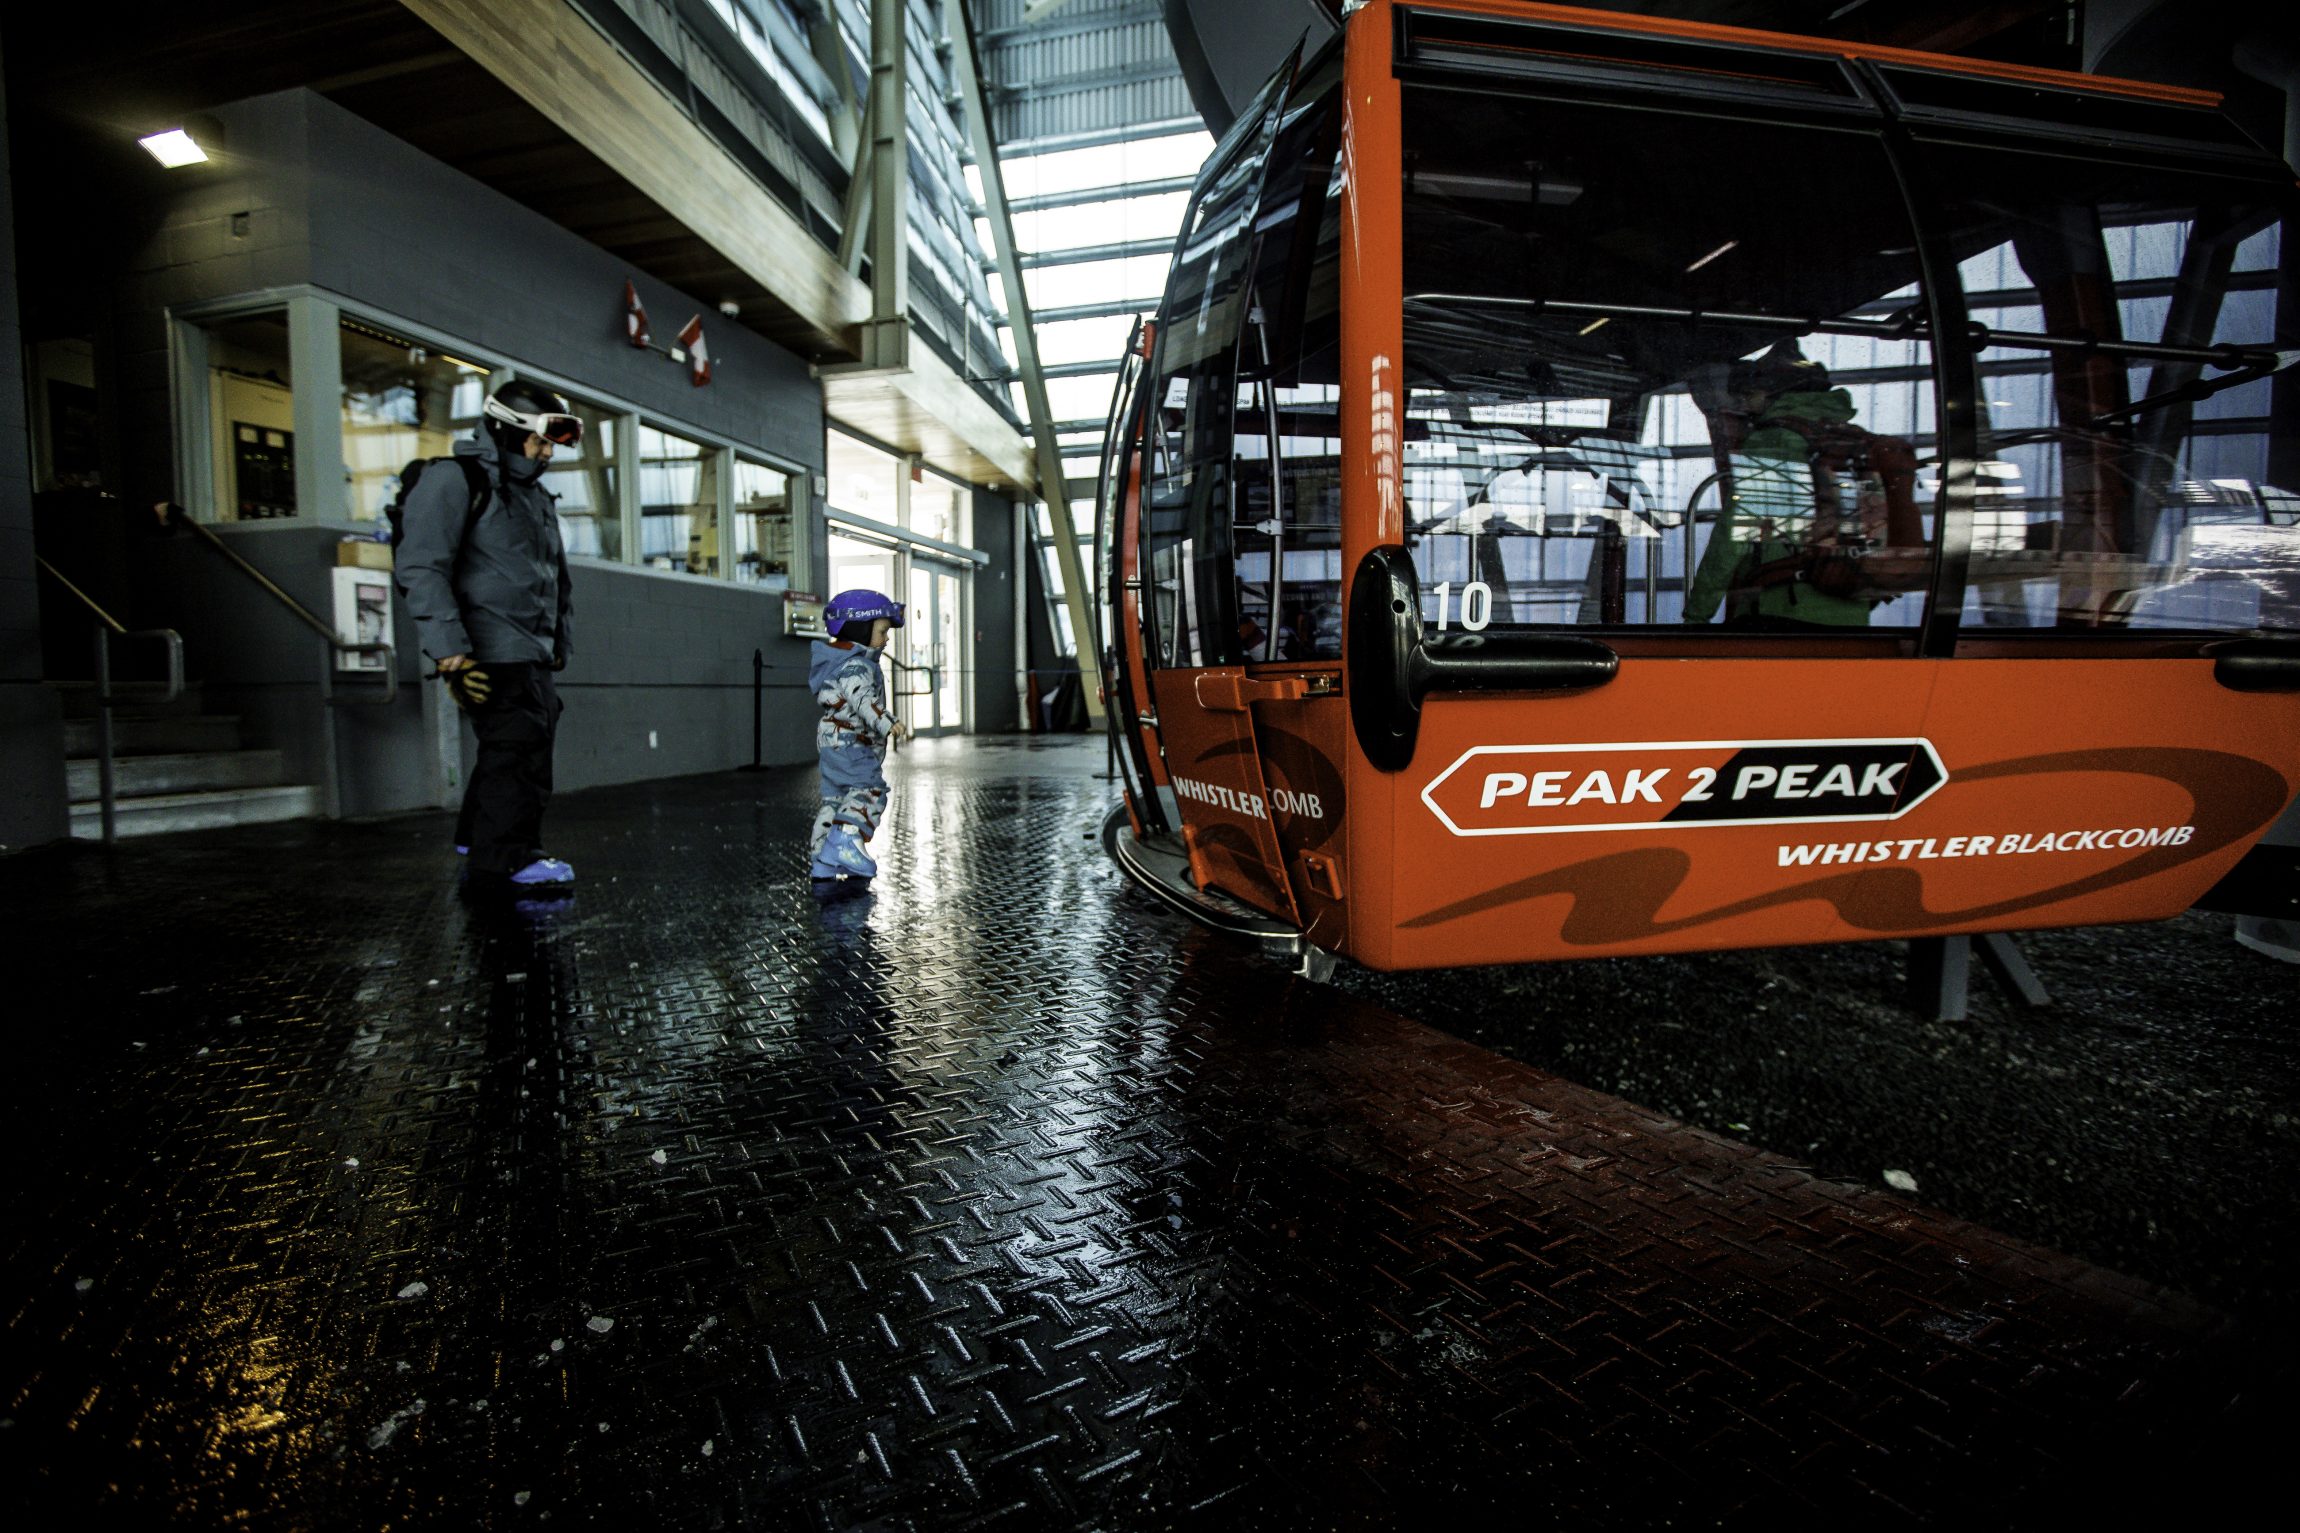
[{"x1": 0, "y1": 737, "x2": 2285, "y2": 1528}]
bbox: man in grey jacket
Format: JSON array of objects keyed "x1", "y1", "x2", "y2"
[{"x1": 396, "y1": 379, "x2": 580, "y2": 888}]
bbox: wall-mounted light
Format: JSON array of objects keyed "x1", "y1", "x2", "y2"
[{"x1": 138, "y1": 128, "x2": 208, "y2": 168}]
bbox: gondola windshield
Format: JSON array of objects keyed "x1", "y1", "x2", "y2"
[
  {"x1": 1396, "y1": 84, "x2": 2299, "y2": 638},
  {"x1": 1401, "y1": 85, "x2": 1941, "y2": 634}
]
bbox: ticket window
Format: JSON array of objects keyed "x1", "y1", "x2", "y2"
[
  {"x1": 733, "y1": 458, "x2": 798, "y2": 590},
  {"x1": 639, "y1": 424, "x2": 722, "y2": 575},
  {"x1": 539, "y1": 401, "x2": 624, "y2": 562},
  {"x1": 206, "y1": 312, "x2": 297, "y2": 522},
  {"x1": 337, "y1": 319, "x2": 490, "y2": 527}
]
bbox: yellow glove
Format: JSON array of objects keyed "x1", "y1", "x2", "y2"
[{"x1": 439, "y1": 661, "x2": 493, "y2": 709}]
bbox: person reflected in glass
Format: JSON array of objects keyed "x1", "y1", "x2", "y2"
[{"x1": 1684, "y1": 342, "x2": 1920, "y2": 629}]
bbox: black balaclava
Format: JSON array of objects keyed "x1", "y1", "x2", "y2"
[{"x1": 485, "y1": 381, "x2": 570, "y2": 486}]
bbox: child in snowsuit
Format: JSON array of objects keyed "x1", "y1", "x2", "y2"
[{"x1": 807, "y1": 589, "x2": 910, "y2": 885}]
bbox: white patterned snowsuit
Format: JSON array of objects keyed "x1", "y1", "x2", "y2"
[{"x1": 807, "y1": 639, "x2": 894, "y2": 861}]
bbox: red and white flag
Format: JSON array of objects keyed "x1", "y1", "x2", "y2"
[
  {"x1": 677, "y1": 314, "x2": 711, "y2": 387},
  {"x1": 624, "y1": 279, "x2": 651, "y2": 349}
]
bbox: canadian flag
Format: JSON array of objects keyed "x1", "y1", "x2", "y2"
[
  {"x1": 677, "y1": 314, "x2": 712, "y2": 387},
  {"x1": 624, "y1": 279, "x2": 651, "y2": 349}
]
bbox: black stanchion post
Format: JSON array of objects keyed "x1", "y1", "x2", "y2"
[{"x1": 741, "y1": 648, "x2": 766, "y2": 772}]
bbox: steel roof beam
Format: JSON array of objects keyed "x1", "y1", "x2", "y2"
[
  {"x1": 954, "y1": 0, "x2": 1105, "y2": 719},
  {"x1": 1006, "y1": 174, "x2": 1196, "y2": 214},
  {"x1": 1001, "y1": 237, "x2": 1176, "y2": 271}
]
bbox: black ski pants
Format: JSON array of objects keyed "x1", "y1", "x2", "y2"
[{"x1": 455, "y1": 662, "x2": 562, "y2": 875}]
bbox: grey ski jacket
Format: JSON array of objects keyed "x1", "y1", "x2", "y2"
[{"x1": 396, "y1": 435, "x2": 573, "y2": 666}]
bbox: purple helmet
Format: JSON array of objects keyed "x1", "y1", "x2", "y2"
[{"x1": 825, "y1": 588, "x2": 905, "y2": 633}]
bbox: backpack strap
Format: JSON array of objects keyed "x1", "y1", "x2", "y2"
[{"x1": 450, "y1": 455, "x2": 492, "y2": 543}]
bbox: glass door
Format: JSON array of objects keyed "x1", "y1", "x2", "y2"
[
  {"x1": 936, "y1": 567, "x2": 965, "y2": 733},
  {"x1": 902, "y1": 557, "x2": 968, "y2": 737}
]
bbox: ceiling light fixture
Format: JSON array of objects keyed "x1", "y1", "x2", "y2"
[
  {"x1": 1685, "y1": 240, "x2": 1739, "y2": 273},
  {"x1": 1577, "y1": 316, "x2": 1610, "y2": 336},
  {"x1": 138, "y1": 129, "x2": 207, "y2": 168}
]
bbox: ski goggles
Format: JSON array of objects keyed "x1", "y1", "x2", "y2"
[{"x1": 483, "y1": 395, "x2": 585, "y2": 447}]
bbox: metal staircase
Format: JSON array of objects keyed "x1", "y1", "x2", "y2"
[{"x1": 57, "y1": 683, "x2": 319, "y2": 839}]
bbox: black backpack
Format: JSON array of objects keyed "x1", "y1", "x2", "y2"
[{"x1": 384, "y1": 456, "x2": 492, "y2": 579}]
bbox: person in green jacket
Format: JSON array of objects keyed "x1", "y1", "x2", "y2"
[{"x1": 1684, "y1": 349, "x2": 1881, "y2": 629}]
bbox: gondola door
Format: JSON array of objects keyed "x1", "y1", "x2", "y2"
[
  {"x1": 1898, "y1": 133, "x2": 2300, "y2": 932},
  {"x1": 1098, "y1": 319, "x2": 1170, "y2": 838},
  {"x1": 1340, "y1": 27, "x2": 1993, "y2": 970},
  {"x1": 1132, "y1": 51, "x2": 1312, "y2": 920}
]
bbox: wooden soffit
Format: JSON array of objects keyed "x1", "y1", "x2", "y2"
[
  {"x1": 400, "y1": 0, "x2": 867, "y2": 355},
  {"x1": 823, "y1": 345, "x2": 1041, "y2": 496}
]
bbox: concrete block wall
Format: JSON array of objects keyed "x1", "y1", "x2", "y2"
[
  {"x1": 110, "y1": 88, "x2": 829, "y2": 529},
  {"x1": 545, "y1": 562, "x2": 819, "y2": 793},
  {"x1": 107, "y1": 90, "x2": 319, "y2": 512},
  {"x1": 134, "y1": 522, "x2": 823, "y2": 817},
  {"x1": 297, "y1": 92, "x2": 826, "y2": 482},
  {"x1": 0, "y1": 45, "x2": 70, "y2": 849}
]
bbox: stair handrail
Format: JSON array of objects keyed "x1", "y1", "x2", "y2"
[
  {"x1": 157, "y1": 503, "x2": 398, "y2": 706},
  {"x1": 35, "y1": 555, "x2": 185, "y2": 845}
]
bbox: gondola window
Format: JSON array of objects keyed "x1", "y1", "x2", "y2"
[
  {"x1": 1143, "y1": 62, "x2": 1297, "y2": 669},
  {"x1": 1922, "y1": 146, "x2": 2300, "y2": 635},
  {"x1": 1399, "y1": 86, "x2": 1941, "y2": 634}
]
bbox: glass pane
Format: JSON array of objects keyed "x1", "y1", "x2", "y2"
[
  {"x1": 827, "y1": 430, "x2": 899, "y2": 522},
  {"x1": 732, "y1": 458, "x2": 794, "y2": 588},
  {"x1": 1143, "y1": 63, "x2": 1295, "y2": 668},
  {"x1": 912, "y1": 469, "x2": 967, "y2": 545},
  {"x1": 540, "y1": 402, "x2": 622, "y2": 561},
  {"x1": 206, "y1": 312, "x2": 295, "y2": 522},
  {"x1": 906, "y1": 564, "x2": 933, "y2": 724},
  {"x1": 1926, "y1": 149, "x2": 2300, "y2": 634},
  {"x1": 1232, "y1": 55, "x2": 1343, "y2": 662},
  {"x1": 1011, "y1": 192, "x2": 1193, "y2": 254},
  {"x1": 338, "y1": 320, "x2": 488, "y2": 524},
  {"x1": 1401, "y1": 88, "x2": 1939, "y2": 633},
  {"x1": 829, "y1": 531, "x2": 897, "y2": 619},
  {"x1": 639, "y1": 425, "x2": 719, "y2": 575},
  {"x1": 997, "y1": 131, "x2": 1215, "y2": 204},
  {"x1": 937, "y1": 570, "x2": 963, "y2": 727}
]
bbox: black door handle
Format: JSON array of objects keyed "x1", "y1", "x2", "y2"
[
  {"x1": 2211, "y1": 638, "x2": 2300, "y2": 693},
  {"x1": 1347, "y1": 545, "x2": 1617, "y2": 771}
]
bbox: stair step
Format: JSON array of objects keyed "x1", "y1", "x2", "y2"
[
  {"x1": 65, "y1": 749, "x2": 287, "y2": 800},
  {"x1": 53, "y1": 681, "x2": 208, "y2": 720},
  {"x1": 68, "y1": 784, "x2": 321, "y2": 840},
  {"x1": 63, "y1": 714, "x2": 243, "y2": 756}
]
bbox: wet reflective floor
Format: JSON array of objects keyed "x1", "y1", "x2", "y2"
[{"x1": 1, "y1": 737, "x2": 2289, "y2": 1528}]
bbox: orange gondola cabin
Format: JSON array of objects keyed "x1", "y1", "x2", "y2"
[{"x1": 1095, "y1": 0, "x2": 2300, "y2": 974}]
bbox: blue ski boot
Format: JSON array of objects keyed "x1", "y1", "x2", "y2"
[
  {"x1": 509, "y1": 856, "x2": 576, "y2": 887},
  {"x1": 809, "y1": 827, "x2": 876, "y2": 892}
]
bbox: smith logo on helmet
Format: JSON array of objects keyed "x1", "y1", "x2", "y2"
[{"x1": 1421, "y1": 738, "x2": 1948, "y2": 837}]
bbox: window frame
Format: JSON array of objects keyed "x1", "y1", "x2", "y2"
[{"x1": 166, "y1": 285, "x2": 816, "y2": 591}]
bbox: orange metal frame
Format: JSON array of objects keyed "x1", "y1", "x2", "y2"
[{"x1": 1425, "y1": 0, "x2": 2219, "y2": 107}]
